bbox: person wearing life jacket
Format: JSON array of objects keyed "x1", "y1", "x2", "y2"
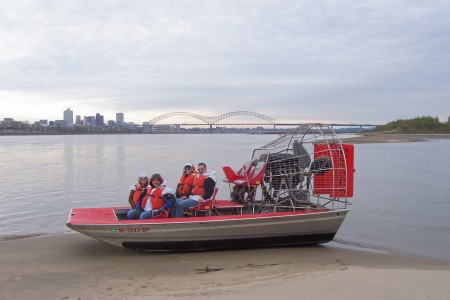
[
  {"x1": 139, "y1": 173, "x2": 177, "y2": 220},
  {"x1": 175, "y1": 163, "x2": 197, "y2": 199},
  {"x1": 127, "y1": 171, "x2": 150, "y2": 220},
  {"x1": 172, "y1": 162, "x2": 216, "y2": 218}
]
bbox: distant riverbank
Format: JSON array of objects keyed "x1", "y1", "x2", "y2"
[
  {"x1": 3, "y1": 131, "x2": 450, "y2": 143},
  {"x1": 345, "y1": 133, "x2": 450, "y2": 143}
]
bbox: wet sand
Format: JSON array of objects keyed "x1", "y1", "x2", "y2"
[{"x1": 1, "y1": 234, "x2": 449, "y2": 299}]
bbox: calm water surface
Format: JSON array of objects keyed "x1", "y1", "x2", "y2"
[
  {"x1": 336, "y1": 139, "x2": 450, "y2": 260},
  {"x1": 0, "y1": 134, "x2": 449, "y2": 260}
]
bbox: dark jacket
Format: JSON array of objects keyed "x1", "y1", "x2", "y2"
[{"x1": 202, "y1": 177, "x2": 216, "y2": 200}]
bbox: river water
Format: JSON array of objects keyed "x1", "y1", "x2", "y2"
[{"x1": 0, "y1": 134, "x2": 449, "y2": 260}]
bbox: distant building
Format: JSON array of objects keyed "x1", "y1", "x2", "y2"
[
  {"x1": 75, "y1": 115, "x2": 82, "y2": 125},
  {"x1": 1, "y1": 118, "x2": 14, "y2": 129},
  {"x1": 116, "y1": 113, "x2": 124, "y2": 125},
  {"x1": 84, "y1": 116, "x2": 96, "y2": 126},
  {"x1": 39, "y1": 120, "x2": 48, "y2": 126},
  {"x1": 54, "y1": 120, "x2": 67, "y2": 127},
  {"x1": 63, "y1": 108, "x2": 73, "y2": 126},
  {"x1": 95, "y1": 113, "x2": 104, "y2": 126}
]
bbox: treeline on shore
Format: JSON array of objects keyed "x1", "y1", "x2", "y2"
[{"x1": 373, "y1": 116, "x2": 450, "y2": 134}]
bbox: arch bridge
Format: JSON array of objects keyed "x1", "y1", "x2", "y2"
[
  {"x1": 148, "y1": 111, "x2": 378, "y2": 133},
  {"x1": 150, "y1": 111, "x2": 275, "y2": 126}
]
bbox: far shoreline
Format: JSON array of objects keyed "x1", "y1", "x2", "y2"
[
  {"x1": 344, "y1": 132, "x2": 450, "y2": 144},
  {"x1": 3, "y1": 131, "x2": 450, "y2": 144}
]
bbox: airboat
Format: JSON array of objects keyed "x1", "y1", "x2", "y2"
[{"x1": 67, "y1": 124, "x2": 355, "y2": 251}]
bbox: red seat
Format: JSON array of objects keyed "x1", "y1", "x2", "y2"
[
  {"x1": 222, "y1": 161, "x2": 266, "y2": 186},
  {"x1": 188, "y1": 188, "x2": 219, "y2": 216},
  {"x1": 152, "y1": 208, "x2": 171, "y2": 219}
]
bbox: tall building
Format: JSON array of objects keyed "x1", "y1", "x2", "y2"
[
  {"x1": 63, "y1": 108, "x2": 73, "y2": 126},
  {"x1": 95, "y1": 113, "x2": 104, "y2": 126},
  {"x1": 116, "y1": 112, "x2": 124, "y2": 125},
  {"x1": 75, "y1": 115, "x2": 82, "y2": 125}
]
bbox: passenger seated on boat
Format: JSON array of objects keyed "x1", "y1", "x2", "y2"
[
  {"x1": 175, "y1": 163, "x2": 197, "y2": 199},
  {"x1": 127, "y1": 173, "x2": 176, "y2": 220},
  {"x1": 172, "y1": 162, "x2": 216, "y2": 218},
  {"x1": 140, "y1": 173, "x2": 176, "y2": 219},
  {"x1": 126, "y1": 171, "x2": 150, "y2": 219}
]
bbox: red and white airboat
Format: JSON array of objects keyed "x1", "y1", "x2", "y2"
[{"x1": 67, "y1": 124, "x2": 355, "y2": 251}]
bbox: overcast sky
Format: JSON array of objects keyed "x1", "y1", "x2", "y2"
[{"x1": 1, "y1": 0, "x2": 449, "y2": 125}]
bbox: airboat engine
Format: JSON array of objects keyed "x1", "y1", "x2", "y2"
[{"x1": 223, "y1": 123, "x2": 354, "y2": 213}]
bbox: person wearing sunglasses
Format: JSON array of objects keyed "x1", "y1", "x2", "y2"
[
  {"x1": 172, "y1": 162, "x2": 216, "y2": 217},
  {"x1": 175, "y1": 163, "x2": 198, "y2": 200}
]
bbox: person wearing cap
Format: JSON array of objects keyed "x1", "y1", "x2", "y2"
[
  {"x1": 175, "y1": 163, "x2": 198, "y2": 199},
  {"x1": 139, "y1": 173, "x2": 177, "y2": 219},
  {"x1": 127, "y1": 171, "x2": 150, "y2": 220},
  {"x1": 172, "y1": 162, "x2": 216, "y2": 218}
]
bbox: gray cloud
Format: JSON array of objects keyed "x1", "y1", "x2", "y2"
[{"x1": 1, "y1": 0, "x2": 449, "y2": 124}]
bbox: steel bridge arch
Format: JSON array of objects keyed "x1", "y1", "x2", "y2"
[
  {"x1": 214, "y1": 111, "x2": 274, "y2": 124},
  {"x1": 149, "y1": 111, "x2": 275, "y2": 125},
  {"x1": 149, "y1": 112, "x2": 210, "y2": 125}
]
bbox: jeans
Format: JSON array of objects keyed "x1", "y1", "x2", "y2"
[
  {"x1": 139, "y1": 210, "x2": 158, "y2": 219},
  {"x1": 127, "y1": 209, "x2": 143, "y2": 220},
  {"x1": 172, "y1": 198, "x2": 198, "y2": 217}
]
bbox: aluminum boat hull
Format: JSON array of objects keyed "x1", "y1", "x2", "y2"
[{"x1": 67, "y1": 207, "x2": 349, "y2": 250}]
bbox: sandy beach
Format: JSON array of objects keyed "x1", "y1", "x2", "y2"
[{"x1": 1, "y1": 233, "x2": 449, "y2": 300}]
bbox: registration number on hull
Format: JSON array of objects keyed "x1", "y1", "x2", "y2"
[{"x1": 116, "y1": 227, "x2": 151, "y2": 233}]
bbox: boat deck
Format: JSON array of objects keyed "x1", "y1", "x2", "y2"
[{"x1": 68, "y1": 204, "x2": 330, "y2": 225}]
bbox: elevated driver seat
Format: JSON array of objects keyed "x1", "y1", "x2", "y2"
[{"x1": 222, "y1": 160, "x2": 266, "y2": 186}]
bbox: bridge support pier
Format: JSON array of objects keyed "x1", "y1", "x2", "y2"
[{"x1": 209, "y1": 124, "x2": 213, "y2": 134}]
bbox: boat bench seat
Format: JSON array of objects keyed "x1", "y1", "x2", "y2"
[{"x1": 214, "y1": 200, "x2": 244, "y2": 214}]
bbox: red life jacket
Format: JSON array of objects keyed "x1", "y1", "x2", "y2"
[
  {"x1": 133, "y1": 185, "x2": 149, "y2": 208},
  {"x1": 147, "y1": 186, "x2": 165, "y2": 209},
  {"x1": 191, "y1": 175, "x2": 206, "y2": 196},
  {"x1": 178, "y1": 172, "x2": 197, "y2": 196}
]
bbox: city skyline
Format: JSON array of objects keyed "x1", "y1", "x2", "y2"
[
  {"x1": 3, "y1": 108, "x2": 385, "y2": 127},
  {"x1": 1, "y1": 2, "x2": 449, "y2": 124},
  {"x1": 62, "y1": 108, "x2": 124, "y2": 126}
]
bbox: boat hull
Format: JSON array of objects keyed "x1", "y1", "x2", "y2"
[{"x1": 67, "y1": 207, "x2": 349, "y2": 251}]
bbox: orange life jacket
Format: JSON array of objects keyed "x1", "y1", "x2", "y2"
[
  {"x1": 133, "y1": 185, "x2": 149, "y2": 208},
  {"x1": 147, "y1": 186, "x2": 165, "y2": 209},
  {"x1": 191, "y1": 174, "x2": 207, "y2": 196},
  {"x1": 178, "y1": 172, "x2": 197, "y2": 196}
]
